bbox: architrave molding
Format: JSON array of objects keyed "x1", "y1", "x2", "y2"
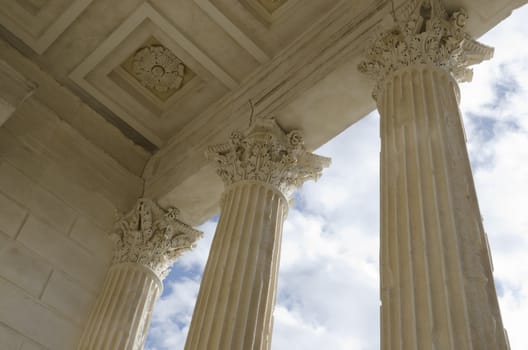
[{"x1": 241, "y1": 0, "x2": 301, "y2": 25}]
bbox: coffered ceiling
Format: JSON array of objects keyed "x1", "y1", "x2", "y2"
[
  {"x1": 1, "y1": 0, "x2": 520, "y2": 150},
  {"x1": 0, "y1": 0, "x2": 340, "y2": 149}
]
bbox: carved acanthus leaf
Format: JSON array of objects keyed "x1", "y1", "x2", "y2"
[
  {"x1": 110, "y1": 198, "x2": 202, "y2": 280},
  {"x1": 358, "y1": 0, "x2": 494, "y2": 99},
  {"x1": 206, "y1": 118, "x2": 331, "y2": 197}
]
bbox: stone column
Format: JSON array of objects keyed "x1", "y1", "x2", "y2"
[
  {"x1": 77, "y1": 198, "x2": 202, "y2": 350},
  {"x1": 184, "y1": 118, "x2": 330, "y2": 350},
  {"x1": 359, "y1": 1, "x2": 509, "y2": 350}
]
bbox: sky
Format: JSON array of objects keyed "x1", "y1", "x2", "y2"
[{"x1": 146, "y1": 5, "x2": 528, "y2": 349}]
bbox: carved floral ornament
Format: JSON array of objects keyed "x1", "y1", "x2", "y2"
[
  {"x1": 132, "y1": 45, "x2": 185, "y2": 93},
  {"x1": 110, "y1": 198, "x2": 203, "y2": 280},
  {"x1": 358, "y1": 0, "x2": 494, "y2": 99},
  {"x1": 206, "y1": 118, "x2": 331, "y2": 197}
]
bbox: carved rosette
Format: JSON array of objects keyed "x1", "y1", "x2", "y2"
[
  {"x1": 206, "y1": 118, "x2": 331, "y2": 197},
  {"x1": 358, "y1": 0, "x2": 494, "y2": 99},
  {"x1": 110, "y1": 198, "x2": 202, "y2": 280},
  {"x1": 132, "y1": 45, "x2": 185, "y2": 93}
]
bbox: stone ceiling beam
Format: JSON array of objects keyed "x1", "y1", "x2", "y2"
[{"x1": 145, "y1": 0, "x2": 528, "y2": 226}]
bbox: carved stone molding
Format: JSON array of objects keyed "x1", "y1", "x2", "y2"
[
  {"x1": 132, "y1": 45, "x2": 186, "y2": 94},
  {"x1": 358, "y1": 0, "x2": 494, "y2": 99},
  {"x1": 110, "y1": 198, "x2": 202, "y2": 280},
  {"x1": 206, "y1": 118, "x2": 331, "y2": 197},
  {"x1": 241, "y1": 0, "x2": 299, "y2": 24},
  {"x1": 258, "y1": 0, "x2": 288, "y2": 13}
]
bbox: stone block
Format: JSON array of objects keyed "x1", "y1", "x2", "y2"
[
  {"x1": 0, "y1": 129, "x2": 118, "y2": 227},
  {"x1": 17, "y1": 215, "x2": 109, "y2": 292},
  {"x1": 0, "y1": 59, "x2": 35, "y2": 128},
  {"x1": 0, "y1": 279, "x2": 80, "y2": 350},
  {"x1": 38, "y1": 165, "x2": 117, "y2": 228},
  {"x1": 0, "y1": 323, "x2": 23, "y2": 350},
  {"x1": 0, "y1": 99, "x2": 16, "y2": 126},
  {"x1": 41, "y1": 270, "x2": 96, "y2": 326},
  {"x1": 0, "y1": 235, "x2": 53, "y2": 297},
  {"x1": 69, "y1": 217, "x2": 113, "y2": 262},
  {"x1": 20, "y1": 341, "x2": 46, "y2": 350},
  {"x1": 5, "y1": 102, "x2": 142, "y2": 211},
  {"x1": 0, "y1": 162, "x2": 76, "y2": 234},
  {"x1": 0, "y1": 128, "x2": 50, "y2": 182},
  {"x1": 0, "y1": 191, "x2": 27, "y2": 238},
  {"x1": 0, "y1": 162, "x2": 35, "y2": 202}
]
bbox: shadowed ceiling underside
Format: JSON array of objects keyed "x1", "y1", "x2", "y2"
[
  {"x1": 0, "y1": 0, "x2": 342, "y2": 151},
  {"x1": 1, "y1": 0, "x2": 525, "y2": 224}
]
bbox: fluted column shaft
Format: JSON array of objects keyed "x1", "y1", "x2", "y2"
[
  {"x1": 186, "y1": 181, "x2": 287, "y2": 350},
  {"x1": 78, "y1": 263, "x2": 162, "y2": 350},
  {"x1": 377, "y1": 64, "x2": 508, "y2": 350},
  {"x1": 359, "y1": 2, "x2": 509, "y2": 348}
]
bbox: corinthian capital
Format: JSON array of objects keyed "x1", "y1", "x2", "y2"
[
  {"x1": 358, "y1": 0, "x2": 494, "y2": 98},
  {"x1": 110, "y1": 198, "x2": 202, "y2": 280},
  {"x1": 206, "y1": 118, "x2": 331, "y2": 197}
]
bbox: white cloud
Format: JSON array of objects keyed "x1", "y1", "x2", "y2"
[
  {"x1": 146, "y1": 278, "x2": 199, "y2": 350},
  {"x1": 147, "y1": 4, "x2": 528, "y2": 349}
]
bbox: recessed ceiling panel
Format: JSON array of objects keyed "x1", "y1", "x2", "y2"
[
  {"x1": 70, "y1": 3, "x2": 238, "y2": 147},
  {"x1": 120, "y1": 37, "x2": 197, "y2": 102}
]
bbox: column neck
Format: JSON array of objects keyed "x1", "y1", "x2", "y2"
[
  {"x1": 225, "y1": 180, "x2": 288, "y2": 204},
  {"x1": 378, "y1": 64, "x2": 461, "y2": 107},
  {"x1": 110, "y1": 262, "x2": 164, "y2": 292},
  {"x1": 222, "y1": 180, "x2": 290, "y2": 218}
]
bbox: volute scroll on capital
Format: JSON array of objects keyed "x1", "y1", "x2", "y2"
[
  {"x1": 358, "y1": 0, "x2": 494, "y2": 99},
  {"x1": 206, "y1": 118, "x2": 331, "y2": 198},
  {"x1": 110, "y1": 198, "x2": 203, "y2": 280}
]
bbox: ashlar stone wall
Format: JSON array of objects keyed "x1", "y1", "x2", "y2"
[{"x1": 0, "y1": 97, "x2": 143, "y2": 350}]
